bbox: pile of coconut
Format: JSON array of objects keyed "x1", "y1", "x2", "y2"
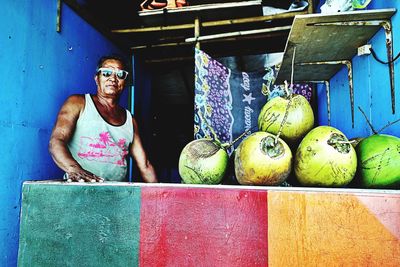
[{"x1": 178, "y1": 83, "x2": 400, "y2": 189}]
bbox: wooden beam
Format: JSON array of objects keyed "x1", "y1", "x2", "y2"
[
  {"x1": 112, "y1": 10, "x2": 308, "y2": 34},
  {"x1": 185, "y1": 25, "x2": 291, "y2": 43},
  {"x1": 194, "y1": 17, "x2": 201, "y2": 49}
]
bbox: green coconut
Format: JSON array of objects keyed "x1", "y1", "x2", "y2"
[
  {"x1": 356, "y1": 134, "x2": 400, "y2": 189},
  {"x1": 178, "y1": 139, "x2": 229, "y2": 184},
  {"x1": 234, "y1": 131, "x2": 292, "y2": 186},
  {"x1": 294, "y1": 126, "x2": 357, "y2": 187},
  {"x1": 258, "y1": 95, "x2": 314, "y2": 144}
]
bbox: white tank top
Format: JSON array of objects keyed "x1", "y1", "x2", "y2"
[{"x1": 68, "y1": 94, "x2": 133, "y2": 181}]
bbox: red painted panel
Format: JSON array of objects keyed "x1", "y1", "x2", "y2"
[{"x1": 139, "y1": 187, "x2": 268, "y2": 267}]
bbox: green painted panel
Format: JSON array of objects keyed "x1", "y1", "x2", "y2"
[{"x1": 18, "y1": 183, "x2": 141, "y2": 267}]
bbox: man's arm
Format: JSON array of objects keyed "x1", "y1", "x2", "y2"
[
  {"x1": 130, "y1": 117, "x2": 158, "y2": 183},
  {"x1": 49, "y1": 95, "x2": 103, "y2": 182}
]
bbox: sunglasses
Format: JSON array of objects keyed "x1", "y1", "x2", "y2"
[{"x1": 97, "y1": 68, "x2": 129, "y2": 80}]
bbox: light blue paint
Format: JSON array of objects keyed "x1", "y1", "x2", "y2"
[
  {"x1": 129, "y1": 85, "x2": 135, "y2": 182},
  {"x1": 129, "y1": 57, "x2": 136, "y2": 182},
  {"x1": 0, "y1": 1, "x2": 129, "y2": 265},
  {"x1": 131, "y1": 56, "x2": 136, "y2": 115},
  {"x1": 317, "y1": 1, "x2": 400, "y2": 138}
]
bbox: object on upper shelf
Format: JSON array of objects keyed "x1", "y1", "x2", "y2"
[
  {"x1": 320, "y1": 0, "x2": 372, "y2": 13},
  {"x1": 140, "y1": 0, "x2": 167, "y2": 11},
  {"x1": 263, "y1": 0, "x2": 309, "y2": 15},
  {"x1": 352, "y1": 0, "x2": 372, "y2": 9},
  {"x1": 289, "y1": 0, "x2": 309, "y2": 11},
  {"x1": 140, "y1": 0, "x2": 188, "y2": 11},
  {"x1": 176, "y1": 0, "x2": 189, "y2": 7}
]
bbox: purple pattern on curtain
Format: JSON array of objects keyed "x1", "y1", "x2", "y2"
[
  {"x1": 194, "y1": 49, "x2": 234, "y2": 147},
  {"x1": 194, "y1": 49, "x2": 268, "y2": 155}
]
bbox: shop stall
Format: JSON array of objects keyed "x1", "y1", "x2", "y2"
[{"x1": 9, "y1": 0, "x2": 400, "y2": 266}]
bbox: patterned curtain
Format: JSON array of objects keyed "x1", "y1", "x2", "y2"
[{"x1": 194, "y1": 49, "x2": 269, "y2": 155}]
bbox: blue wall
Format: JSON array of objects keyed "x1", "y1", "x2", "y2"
[
  {"x1": 0, "y1": 1, "x2": 128, "y2": 265},
  {"x1": 316, "y1": 1, "x2": 400, "y2": 138}
]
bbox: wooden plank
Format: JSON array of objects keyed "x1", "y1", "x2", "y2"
[
  {"x1": 276, "y1": 8, "x2": 396, "y2": 83},
  {"x1": 113, "y1": 10, "x2": 307, "y2": 33},
  {"x1": 185, "y1": 25, "x2": 291, "y2": 42},
  {"x1": 22, "y1": 180, "x2": 400, "y2": 194},
  {"x1": 18, "y1": 183, "x2": 142, "y2": 267},
  {"x1": 17, "y1": 182, "x2": 400, "y2": 266},
  {"x1": 139, "y1": 186, "x2": 268, "y2": 266},
  {"x1": 268, "y1": 191, "x2": 400, "y2": 266}
]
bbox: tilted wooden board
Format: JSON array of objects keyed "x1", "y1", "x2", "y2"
[{"x1": 276, "y1": 8, "x2": 396, "y2": 83}]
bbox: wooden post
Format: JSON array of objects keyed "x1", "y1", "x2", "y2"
[{"x1": 194, "y1": 17, "x2": 201, "y2": 49}]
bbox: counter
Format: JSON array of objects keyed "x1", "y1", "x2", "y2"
[{"x1": 18, "y1": 181, "x2": 400, "y2": 266}]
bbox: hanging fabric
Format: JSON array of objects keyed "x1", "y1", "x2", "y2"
[
  {"x1": 263, "y1": 65, "x2": 313, "y2": 103},
  {"x1": 194, "y1": 48, "x2": 268, "y2": 154}
]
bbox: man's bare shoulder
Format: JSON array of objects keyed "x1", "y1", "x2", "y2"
[
  {"x1": 66, "y1": 94, "x2": 85, "y2": 104},
  {"x1": 61, "y1": 94, "x2": 86, "y2": 113}
]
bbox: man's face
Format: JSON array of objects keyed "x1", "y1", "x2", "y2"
[{"x1": 95, "y1": 59, "x2": 127, "y2": 96}]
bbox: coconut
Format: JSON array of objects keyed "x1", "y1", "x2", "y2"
[
  {"x1": 234, "y1": 131, "x2": 292, "y2": 186},
  {"x1": 178, "y1": 139, "x2": 229, "y2": 184},
  {"x1": 294, "y1": 126, "x2": 357, "y2": 187},
  {"x1": 356, "y1": 134, "x2": 400, "y2": 189},
  {"x1": 258, "y1": 94, "x2": 314, "y2": 144}
]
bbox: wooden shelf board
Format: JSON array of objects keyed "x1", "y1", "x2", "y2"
[
  {"x1": 138, "y1": 1, "x2": 263, "y2": 26},
  {"x1": 276, "y1": 8, "x2": 396, "y2": 83}
]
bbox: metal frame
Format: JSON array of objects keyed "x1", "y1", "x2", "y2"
[
  {"x1": 298, "y1": 60, "x2": 353, "y2": 127},
  {"x1": 301, "y1": 80, "x2": 331, "y2": 126},
  {"x1": 312, "y1": 20, "x2": 395, "y2": 114}
]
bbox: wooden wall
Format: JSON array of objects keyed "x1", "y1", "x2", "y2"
[
  {"x1": 316, "y1": 1, "x2": 400, "y2": 138},
  {"x1": 0, "y1": 2, "x2": 128, "y2": 265},
  {"x1": 19, "y1": 182, "x2": 400, "y2": 266}
]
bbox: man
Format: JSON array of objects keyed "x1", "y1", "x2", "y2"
[{"x1": 49, "y1": 55, "x2": 158, "y2": 183}]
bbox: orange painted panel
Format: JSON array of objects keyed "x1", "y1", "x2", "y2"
[{"x1": 268, "y1": 191, "x2": 400, "y2": 267}]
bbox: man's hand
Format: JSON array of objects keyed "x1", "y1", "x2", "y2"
[{"x1": 65, "y1": 170, "x2": 104, "y2": 183}]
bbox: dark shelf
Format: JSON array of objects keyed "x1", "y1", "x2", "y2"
[{"x1": 64, "y1": 0, "x2": 314, "y2": 62}]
